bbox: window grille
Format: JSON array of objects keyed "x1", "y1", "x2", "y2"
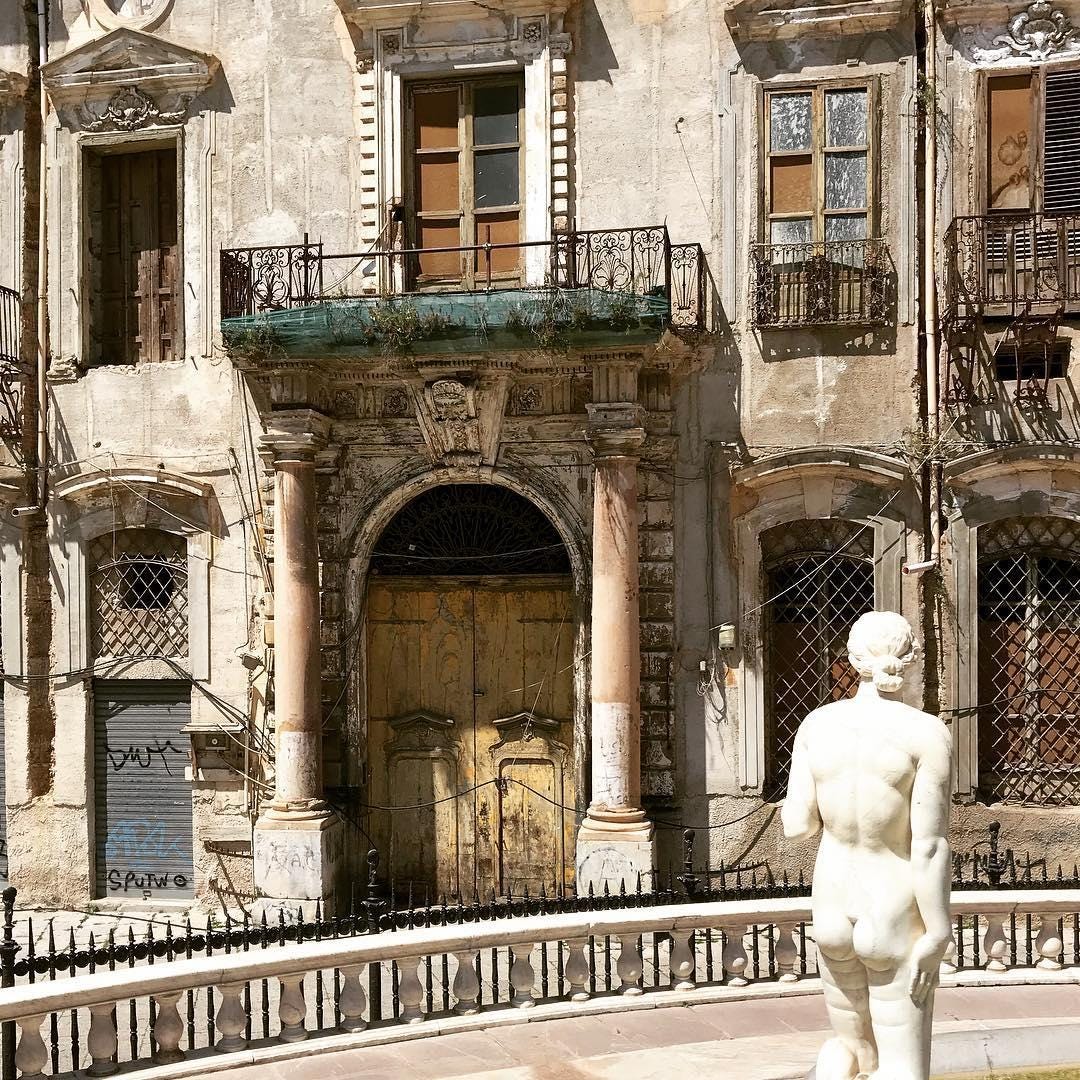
[
  {"x1": 977, "y1": 516, "x2": 1080, "y2": 806},
  {"x1": 762, "y1": 519, "x2": 875, "y2": 796},
  {"x1": 89, "y1": 529, "x2": 188, "y2": 660}
]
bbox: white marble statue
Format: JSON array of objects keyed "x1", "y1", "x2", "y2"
[{"x1": 782, "y1": 611, "x2": 953, "y2": 1080}]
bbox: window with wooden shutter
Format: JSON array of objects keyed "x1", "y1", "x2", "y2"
[
  {"x1": 407, "y1": 77, "x2": 524, "y2": 289},
  {"x1": 1044, "y1": 69, "x2": 1080, "y2": 215},
  {"x1": 86, "y1": 145, "x2": 179, "y2": 366}
]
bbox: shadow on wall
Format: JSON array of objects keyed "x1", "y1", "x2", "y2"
[
  {"x1": 568, "y1": 0, "x2": 619, "y2": 84},
  {"x1": 732, "y1": 26, "x2": 911, "y2": 79},
  {"x1": 757, "y1": 319, "x2": 898, "y2": 362}
]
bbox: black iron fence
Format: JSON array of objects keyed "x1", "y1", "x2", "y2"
[
  {"x1": 219, "y1": 227, "x2": 711, "y2": 331},
  {"x1": 748, "y1": 238, "x2": 891, "y2": 328},
  {"x1": 0, "y1": 286, "x2": 19, "y2": 443},
  {"x1": 947, "y1": 213, "x2": 1080, "y2": 313}
]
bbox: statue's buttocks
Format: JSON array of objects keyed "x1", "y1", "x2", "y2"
[{"x1": 783, "y1": 612, "x2": 953, "y2": 1080}]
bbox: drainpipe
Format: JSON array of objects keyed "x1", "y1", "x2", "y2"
[
  {"x1": 14, "y1": 0, "x2": 48, "y2": 518},
  {"x1": 923, "y1": 0, "x2": 941, "y2": 565}
]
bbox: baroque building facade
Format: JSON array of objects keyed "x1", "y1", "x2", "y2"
[{"x1": 0, "y1": 0, "x2": 1076, "y2": 910}]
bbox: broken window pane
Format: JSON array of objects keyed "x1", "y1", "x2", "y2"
[
  {"x1": 825, "y1": 88, "x2": 868, "y2": 147},
  {"x1": 770, "y1": 218, "x2": 812, "y2": 247},
  {"x1": 770, "y1": 93, "x2": 812, "y2": 151},
  {"x1": 474, "y1": 148, "x2": 519, "y2": 208},
  {"x1": 825, "y1": 151, "x2": 867, "y2": 209}
]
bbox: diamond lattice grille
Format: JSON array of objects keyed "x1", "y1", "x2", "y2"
[
  {"x1": 978, "y1": 516, "x2": 1080, "y2": 806},
  {"x1": 89, "y1": 530, "x2": 188, "y2": 660},
  {"x1": 762, "y1": 520, "x2": 875, "y2": 796}
]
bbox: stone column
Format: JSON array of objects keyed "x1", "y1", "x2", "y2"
[
  {"x1": 576, "y1": 398, "x2": 655, "y2": 893},
  {"x1": 253, "y1": 410, "x2": 341, "y2": 915}
]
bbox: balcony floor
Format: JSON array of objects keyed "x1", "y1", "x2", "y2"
[{"x1": 221, "y1": 287, "x2": 671, "y2": 361}]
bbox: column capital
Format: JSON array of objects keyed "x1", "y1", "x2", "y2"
[
  {"x1": 259, "y1": 409, "x2": 331, "y2": 462},
  {"x1": 586, "y1": 403, "x2": 646, "y2": 458}
]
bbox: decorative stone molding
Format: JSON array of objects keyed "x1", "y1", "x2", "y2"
[
  {"x1": 333, "y1": 0, "x2": 575, "y2": 33},
  {"x1": 42, "y1": 27, "x2": 218, "y2": 113},
  {"x1": 0, "y1": 70, "x2": 28, "y2": 102},
  {"x1": 54, "y1": 467, "x2": 213, "y2": 509},
  {"x1": 87, "y1": 0, "x2": 176, "y2": 34},
  {"x1": 724, "y1": 0, "x2": 913, "y2": 40},
  {"x1": 413, "y1": 375, "x2": 509, "y2": 467},
  {"x1": 259, "y1": 410, "x2": 332, "y2": 462},
  {"x1": 81, "y1": 85, "x2": 189, "y2": 132},
  {"x1": 969, "y1": 0, "x2": 1080, "y2": 60}
]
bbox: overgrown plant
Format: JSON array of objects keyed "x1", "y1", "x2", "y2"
[{"x1": 222, "y1": 321, "x2": 285, "y2": 362}]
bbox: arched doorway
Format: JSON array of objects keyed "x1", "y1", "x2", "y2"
[{"x1": 364, "y1": 484, "x2": 577, "y2": 900}]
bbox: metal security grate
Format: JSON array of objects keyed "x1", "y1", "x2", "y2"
[
  {"x1": 762, "y1": 520, "x2": 875, "y2": 796},
  {"x1": 89, "y1": 530, "x2": 188, "y2": 660},
  {"x1": 978, "y1": 516, "x2": 1080, "y2": 805}
]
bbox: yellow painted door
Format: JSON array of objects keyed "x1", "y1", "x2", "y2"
[{"x1": 366, "y1": 576, "x2": 574, "y2": 901}]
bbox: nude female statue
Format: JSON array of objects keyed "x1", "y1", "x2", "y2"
[{"x1": 782, "y1": 611, "x2": 953, "y2": 1080}]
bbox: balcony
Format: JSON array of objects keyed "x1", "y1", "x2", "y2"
[
  {"x1": 748, "y1": 238, "x2": 891, "y2": 329},
  {"x1": 0, "y1": 285, "x2": 19, "y2": 442},
  {"x1": 946, "y1": 213, "x2": 1080, "y2": 317},
  {"x1": 219, "y1": 227, "x2": 711, "y2": 361}
]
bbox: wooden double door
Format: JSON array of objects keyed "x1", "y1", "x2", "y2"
[{"x1": 366, "y1": 576, "x2": 576, "y2": 900}]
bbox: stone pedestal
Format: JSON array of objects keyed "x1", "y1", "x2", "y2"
[
  {"x1": 576, "y1": 399, "x2": 656, "y2": 894},
  {"x1": 253, "y1": 814, "x2": 343, "y2": 918}
]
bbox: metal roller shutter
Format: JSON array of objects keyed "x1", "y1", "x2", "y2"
[{"x1": 94, "y1": 680, "x2": 193, "y2": 899}]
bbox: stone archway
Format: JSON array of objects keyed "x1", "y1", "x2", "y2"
[{"x1": 358, "y1": 482, "x2": 584, "y2": 901}]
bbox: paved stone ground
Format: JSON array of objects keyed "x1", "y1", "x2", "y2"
[
  {"x1": 11, "y1": 904, "x2": 197, "y2": 952},
  {"x1": 209, "y1": 984, "x2": 1080, "y2": 1080}
]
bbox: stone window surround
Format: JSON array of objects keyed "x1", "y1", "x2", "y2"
[
  {"x1": 730, "y1": 448, "x2": 910, "y2": 794},
  {"x1": 369, "y1": 20, "x2": 566, "y2": 285},
  {"x1": 71, "y1": 125, "x2": 186, "y2": 372},
  {"x1": 54, "y1": 471, "x2": 212, "y2": 682},
  {"x1": 945, "y1": 444, "x2": 1080, "y2": 801}
]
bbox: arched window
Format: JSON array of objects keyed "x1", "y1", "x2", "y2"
[
  {"x1": 762, "y1": 519, "x2": 874, "y2": 796},
  {"x1": 89, "y1": 528, "x2": 189, "y2": 660},
  {"x1": 977, "y1": 516, "x2": 1080, "y2": 805}
]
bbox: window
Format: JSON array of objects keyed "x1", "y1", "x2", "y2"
[
  {"x1": 977, "y1": 516, "x2": 1080, "y2": 806},
  {"x1": 406, "y1": 77, "x2": 525, "y2": 288},
  {"x1": 85, "y1": 145, "x2": 179, "y2": 366},
  {"x1": 89, "y1": 529, "x2": 188, "y2": 660},
  {"x1": 761, "y1": 520, "x2": 875, "y2": 796},
  {"x1": 986, "y1": 67, "x2": 1080, "y2": 214},
  {"x1": 764, "y1": 83, "x2": 874, "y2": 248}
]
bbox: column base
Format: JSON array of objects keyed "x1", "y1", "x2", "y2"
[
  {"x1": 576, "y1": 815, "x2": 656, "y2": 895},
  {"x1": 253, "y1": 811, "x2": 342, "y2": 917}
]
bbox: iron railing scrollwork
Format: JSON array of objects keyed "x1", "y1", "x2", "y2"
[
  {"x1": 748, "y1": 239, "x2": 891, "y2": 329},
  {"x1": 0, "y1": 286, "x2": 21, "y2": 442},
  {"x1": 220, "y1": 227, "x2": 710, "y2": 330},
  {"x1": 946, "y1": 213, "x2": 1080, "y2": 313}
]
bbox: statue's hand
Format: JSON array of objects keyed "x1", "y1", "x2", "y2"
[{"x1": 908, "y1": 932, "x2": 949, "y2": 1007}]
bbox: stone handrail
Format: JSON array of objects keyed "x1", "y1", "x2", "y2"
[{"x1": 2, "y1": 890, "x2": 1077, "y2": 1077}]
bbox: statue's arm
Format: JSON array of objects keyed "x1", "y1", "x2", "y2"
[
  {"x1": 908, "y1": 720, "x2": 953, "y2": 1005},
  {"x1": 781, "y1": 725, "x2": 821, "y2": 840}
]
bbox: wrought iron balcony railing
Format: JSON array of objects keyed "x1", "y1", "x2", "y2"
[
  {"x1": 220, "y1": 227, "x2": 711, "y2": 332},
  {"x1": 946, "y1": 213, "x2": 1080, "y2": 314},
  {"x1": 0, "y1": 285, "x2": 20, "y2": 441},
  {"x1": 748, "y1": 238, "x2": 891, "y2": 329}
]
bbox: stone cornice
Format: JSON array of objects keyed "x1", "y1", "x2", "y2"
[
  {"x1": 334, "y1": 0, "x2": 574, "y2": 34},
  {"x1": 585, "y1": 403, "x2": 647, "y2": 459},
  {"x1": 724, "y1": 0, "x2": 912, "y2": 41},
  {"x1": 260, "y1": 410, "x2": 332, "y2": 461},
  {"x1": 42, "y1": 27, "x2": 218, "y2": 108},
  {"x1": 54, "y1": 467, "x2": 212, "y2": 507}
]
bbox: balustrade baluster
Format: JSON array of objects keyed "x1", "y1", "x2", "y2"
[
  {"x1": 670, "y1": 931, "x2": 695, "y2": 991},
  {"x1": 278, "y1": 974, "x2": 307, "y2": 1042},
  {"x1": 1036, "y1": 913, "x2": 1064, "y2": 971},
  {"x1": 775, "y1": 923, "x2": 798, "y2": 983},
  {"x1": 722, "y1": 924, "x2": 749, "y2": 987},
  {"x1": 617, "y1": 933, "x2": 643, "y2": 995},
  {"x1": 564, "y1": 937, "x2": 591, "y2": 1002},
  {"x1": 14, "y1": 1014, "x2": 47, "y2": 1079},
  {"x1": 982, "y1": 914, "x2": 1008, "y2": 973},
  {"x1": 397, "y1": 957, "x2": 425, "y2": 1023},
  {"x1": 510, "y1": 943, "x2": 536, "y2": 1008},
  {"x1": 86, "y1": 1003, "x2": 119, "y2": 1076},
  {"x1": 215, "y1": 982, "x2": 248, "y2": 1052},
  {"x1": 151, "y1": 991, "x2": 185, "y2": 1064},
  {"x1": 338, "y1": 965, "x2": 368, "y2": 1032},
  {"x1": 453, "y1": 950, "x2": 481, "y2": 1014}
]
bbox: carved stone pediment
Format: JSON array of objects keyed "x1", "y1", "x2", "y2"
[
  {"x1": 334, "y1": 0, "x2": 574, "y2": 35},
  {"x1": 724, "y1": 0, "x2": 912, "y2": 39},
  {"x1": 388, "y1": 710, "x2": 457, "y2": 751},
  {"x1": 412, "y1": 374, "x2": 509, "y2": 467},
  {"x1": 43, "y1": 27, "x2": 218, "y2": 111},
  {"x1": 491, "y1": 712, "x2": 569, "y2": 758},
  {"x1": 944, "y1": 0, "x2": 1080, "y2": 62}
]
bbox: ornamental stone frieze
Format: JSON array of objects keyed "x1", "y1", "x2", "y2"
[
  {"x1": 42, "y1": 26, "x2": 218, "y2": 127},
  {"x1": 412, "y1": 374, "x2": 510, "y2": 467},
  {"x1": 942, "y1": 0, "x2": 1080, "y2": 62}
]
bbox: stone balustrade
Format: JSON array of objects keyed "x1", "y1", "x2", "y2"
[{"x1": 0, "y1": 890, "x2": 1076, "y2": 1077}]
